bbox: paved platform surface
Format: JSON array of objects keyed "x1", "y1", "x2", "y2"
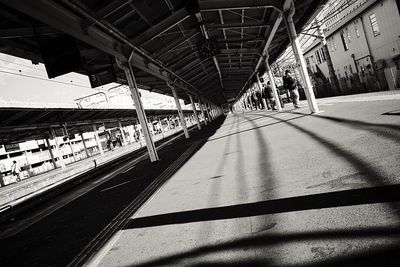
[{"x1": 96, "y1": 92, "x2": 400, "y2": 266}]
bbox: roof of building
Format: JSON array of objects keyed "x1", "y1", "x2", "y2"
[{"x1": 0, "y1": 107, "x2": 195, "y2": 144}]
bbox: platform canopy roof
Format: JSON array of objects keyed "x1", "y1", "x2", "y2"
[
  {"x1": 0, "y1": 107, "x2": 194, "y2": 143},
  {"x1": 0, "y1": 0, "x2": 327, "y2": 105}
]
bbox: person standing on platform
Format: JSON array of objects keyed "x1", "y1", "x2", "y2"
[
  {"x1": 283, "y1": 70, "x2": 301, "y2": 108},
  {"x1": 11, "y1": 160, "x2": 21, "y2": 183},
  {"x1": 255, "y1": 90, "x2": 263, "y2": 109},
  {"x1": 262, "y1": 84, "x2": 271, "y2": 110},
  {"x1": 0, "y1": 171, "x2": 5, "y2": 187},
  {"x1": 265, "y1": 81, "x2": 277, "y2": 110}
]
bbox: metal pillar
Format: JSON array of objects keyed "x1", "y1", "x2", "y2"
[
  {"x1": 80, "y1": 131, "x2": 90, "y2": 158},
  {"x1": 169, "y1": 84, "x2": 190, "y2": 139},
  {"x1": 256, "y1": 74, "x2": 268, "y2": 109},
  {"x1": 45, "y1": 137, "x2": 57, "y2": 169},
  {"x1": 92, "y1": 124, "x2": 104, "y2": 155},
  {"x1": 285, "y1": 4, "x2": 319, "y2": 113},
  {"x1": 67, "y1": 138, "x2": 77, "y2": 162},
  {"x1": 118, "y1": 120, "x2": 127, "y2": 145},
  {"x1": 166, "y1": 117, "x2": 171, "y2": 131},
  {"x1": 119, "y1": 58, "x2": 159, "y2": 162},
  {"x1": 265, "y1": 57, "x2": 282, "y2": 111},
  {"x1": 199, "y1": 99, "x2": 207, "y2": 125},
  {"x1": 50, "y1": 128, "x2": 65, "y2": 168},
  {"x1": 189, "y1": 95, "x2": 201, "y2": 130}
]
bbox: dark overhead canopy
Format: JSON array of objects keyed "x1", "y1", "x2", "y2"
[
  {"x1": 0, "y1": 0, "x2": 327, "y2": 105},
  {"x1": 0, "y1": 107, "x2": 195, "y2": 143}
]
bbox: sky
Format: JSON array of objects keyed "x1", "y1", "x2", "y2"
[{"x1": 0, "y1": 52, "x2": 190, "y2": 109}]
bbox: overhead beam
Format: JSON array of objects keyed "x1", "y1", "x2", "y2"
[
  {"x1": 207, "y1": 22, "x2": 271, "y2": 30},
  {"x1": 194, "y1": 72, "x2": 219, "y2": 88},
  {"x1": 0, "y1": 26, "x2": 59, "y2": 38},
  {"x1": 0, "y1": 0, "x2": 204, "y2": 99},
  {"x1": 220, "y1": 48, "x2": 261, "y2": 55},
  {"x1": 131, "y1": 8, "x2": 189, "y2": 46},
  {"x1": 199, "y1": 0, "x2": 283, "y2": 11},
  {"x1": 154, "y1": 29, "x2": 199, "y2": 59},
  {"x1": 217, "y1": 37, "x2": 265, "y2": 43}
]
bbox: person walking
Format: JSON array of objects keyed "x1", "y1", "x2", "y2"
[
  {"x1": 11, "y1": 160, "x2": 21, "y2": 183},
  {"x1": 283, "y1": 70, "x2": 301, "y2": 108}
]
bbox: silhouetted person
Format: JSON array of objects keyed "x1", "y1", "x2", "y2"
[
  {"x1": 283, "y1": 70, "x2": 301, "y2": 108},
  {"x1": 264, "y1": 81, "x2": 277, "y2": 110}
]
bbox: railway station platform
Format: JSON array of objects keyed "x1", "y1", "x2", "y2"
[
  {"x1": 0, "y1": 123, "x2": 193, "y2": 210},
  {"x1": 93, "y1": 91, "x2": 400, "y2": 266}
]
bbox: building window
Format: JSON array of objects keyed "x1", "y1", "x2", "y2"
[
  {"x1": 306, "y1": 57, "x2": 310, "y2": 65},
  {"x1": 320, "y1": 48, "x2": 326, "y2": 61},
  {"x1": 315, "y1": 50, "x2": 322, "y2": 64},
  {"x1": 340, "y1": 30, "x2": 349, "y2": 51},
  {"x1": 354, "y1": 21, "x2": 360, "y2": 38},
  {"x1": 369, "y1": 13, "x2": 380, "y2": 37},
  {"x1": 330, "y1": 38, "x2": 337, "y2": 51},
  {"x1": 345, "y1": 28, "x2": 351, "y2": 43}
]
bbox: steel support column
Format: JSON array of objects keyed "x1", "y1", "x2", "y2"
[
  {"x1": 170, "y1": 84, "x2": 190, "y2": 139},
  {"x1": 256, "y1": 74, "x2": 268, "y2": 109},
  {"x1": 199, "y1": 99, "x2": 208, "y2": 125},
  {"x1": 285, "y1": 3, "x2": 319, "y2": 113},
  {"x1": 119, "y1": 60, "x2": 159, "y2": 162},
  {"x1": 189, "y1": 95, "x2": 201, "y2": 130},
  {"x1": 50, "y1": 128, "x2": 65, "y2": 168},
  {"x1": 92, "y1": 124, "x2": 104, "y2": 155},
  {"x1": 80, "y1": 131, "x2": 90, "y2": 158},
  {"x1": 118, "y1": 120, "x2": 127, "y2": 145},
  {"x1": 264, "y1": 57, "x2": 282, "y2": 111},
  {"x1": 45, "y1": 137, "x2": 57, "y2": 169}
]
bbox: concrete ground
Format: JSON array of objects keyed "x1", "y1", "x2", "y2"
[{"x1": 96, "y1": 92, "x2": 400, "y2": 266}]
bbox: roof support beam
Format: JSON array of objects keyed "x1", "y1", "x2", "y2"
[
  {"x1": 0, "y1": 0, "x2": 205, "y2": 99},
  {"x1": 153, "y1": 29, "x2": 199, "y2": 59},
  {"x1": 199, "y1": 0, "x2": 283, "y2": 12},
  {"x1": 193, "y1": 72, "x2": 219, "y2": 88},
  {"x1": 0, "y1": 26, "x2": 59, "y2": 38},
  {"x1": 131, "y1": 8, "x2": 189, "y2": 46},
  {"x1": 220, "y1": 48, "x2": 260, "y2": 55},
  {"x1": 207, "y1": 22, "x2": 271, "y2": 30}
]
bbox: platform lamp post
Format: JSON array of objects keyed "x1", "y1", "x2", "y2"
[
  {"x1": 284, "y1": 1, "x2": 319, "y2": 113},
  {"x1": 168, "y1": 82, "x2": 190, "y2": 139},
  {"x1": 117, "y1": 56, "x2": 159, "y2": 162}
]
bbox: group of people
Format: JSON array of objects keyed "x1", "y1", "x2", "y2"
[
  {"x1": 243, "y1": 69, "x2": 302, "y2": 110},
  {"x1": 244, "y1": 81, "x2": 284, "y2": 111}
]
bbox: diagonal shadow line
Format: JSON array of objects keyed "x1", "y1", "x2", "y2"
[
  {"x1": 125, "y1": 184, "x2": 400, "y2": 229},
  {"x1": 197, "y1": 115, "x2": 238, "y2": 241},
  {"x1": 208, "y1": 114, "x2": 308, "y2": 142},
  {"x1": 286, "y1": 110, "x2": 400, "y2": 133},
  {"x1": 124, "y1": 225, "x2": 400, "y2": 267},
  {"x1": 250, "y1": 113, "x2": 400, "y2": 220}
]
